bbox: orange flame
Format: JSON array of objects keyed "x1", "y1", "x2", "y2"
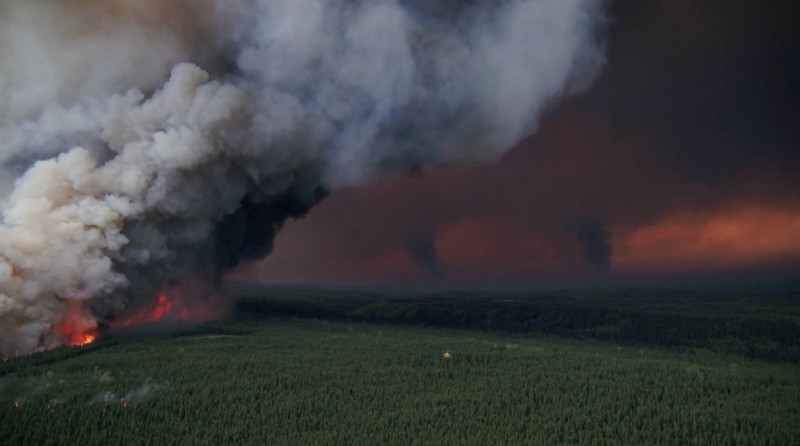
[
  {"x1": 53, "y1": 301, "x2": 98, "y2": 348},
  {"x1": 72, "y1": 333, "x2": 96, "y2": 347},
  {"x1": 112, "y1": 286, "x2": 221, "y2": 329},
  {"x1": 114, "y1": 293, "x2": 183, "y2": 327}
]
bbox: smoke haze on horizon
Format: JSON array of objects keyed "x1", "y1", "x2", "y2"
[{"x1": 231, "y1": 0, "x2": 800, "y2": 287}]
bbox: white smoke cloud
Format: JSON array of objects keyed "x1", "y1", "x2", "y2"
[
  {"x1": 0, "y1": 0, "x2": 606, "y2": 354},
  {"x1": 90, "y1": 381, "x2": 163, "y2": 406}
]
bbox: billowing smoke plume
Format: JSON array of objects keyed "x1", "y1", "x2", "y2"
[{"x1": 0, "y1": 0, "x2": 606, "y2": 354}]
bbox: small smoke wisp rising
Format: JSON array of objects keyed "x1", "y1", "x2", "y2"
[{"x1": 0, "y1": 0, "x2": 606, "y2": 355}]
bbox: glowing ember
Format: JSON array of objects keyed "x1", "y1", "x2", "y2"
[{"x1": 2, "y1": 357, "x2": 8, "y2": 362}]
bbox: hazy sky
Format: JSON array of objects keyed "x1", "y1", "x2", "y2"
[{"x1": 229, "y1": 0, "x2": 800, "y2": 287}]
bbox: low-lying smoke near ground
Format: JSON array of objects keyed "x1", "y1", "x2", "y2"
[{"x1": 0, "y1": 0, "x2": 607, "y2": 354}]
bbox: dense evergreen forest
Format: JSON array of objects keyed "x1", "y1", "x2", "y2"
[{"x1": 2, "y1": 283, "x2": 799, "y2": 444}]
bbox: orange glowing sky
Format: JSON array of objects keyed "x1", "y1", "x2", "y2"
[
  {"x1": 614, "y1": 207, "x2": 800, "y2": 273},
  {"x1": 228, "y1": 1, "x2": 800, "y2": 287}
]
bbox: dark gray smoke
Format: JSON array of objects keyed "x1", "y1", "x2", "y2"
[
  {"x1": 405, "y1": 234, "x2": 445, "y2": 279},
  {"x1": 575, "y1": 218, "x2": 611, "y2": 272},
  {"x1": 0, "y1": 0, "x2": 606, "y2": 354}
]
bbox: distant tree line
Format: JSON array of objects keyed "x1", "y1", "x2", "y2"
[{"x1": 234, "y1": 290, "x2": 800, "y2": 362}]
